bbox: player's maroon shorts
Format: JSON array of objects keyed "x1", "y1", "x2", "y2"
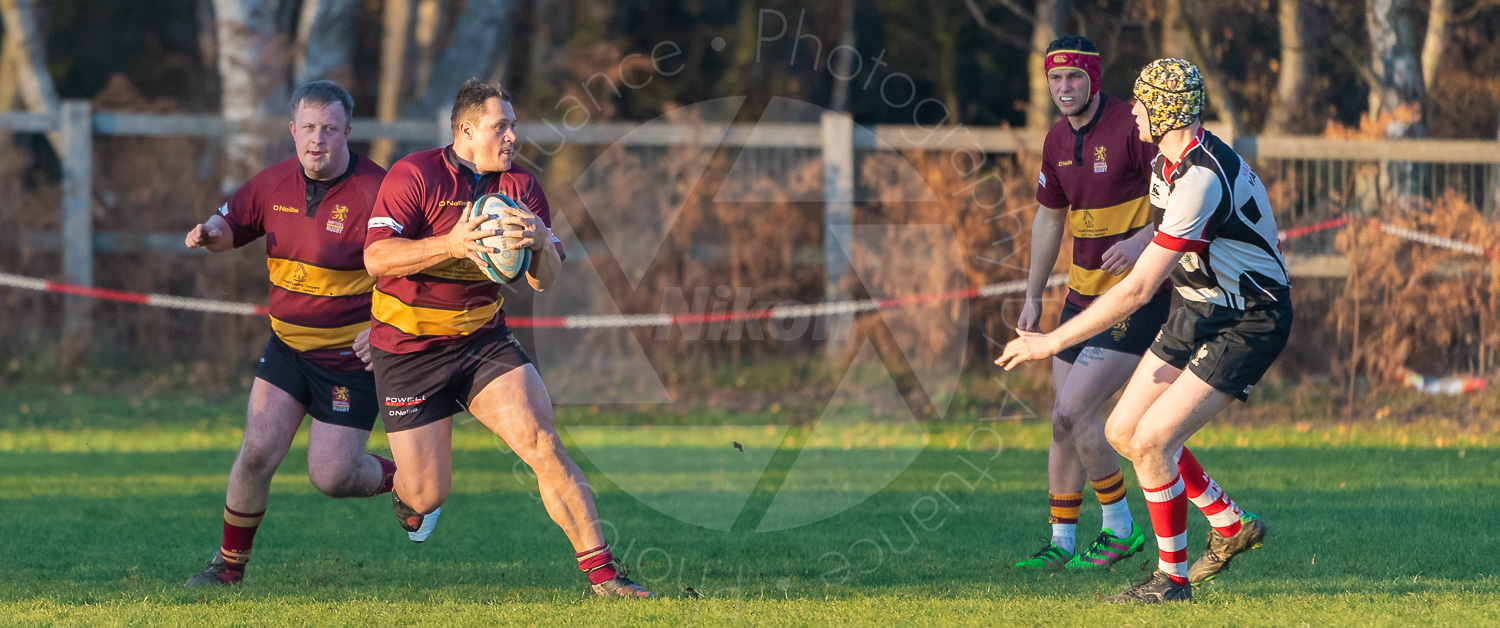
[{"x1": 371, "y1": 324, "x2": 532, "y2": 432}]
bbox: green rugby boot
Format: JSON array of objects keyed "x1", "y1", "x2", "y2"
[
  {"x1": 1014, "y1": 542, "x2": 1073, "y2": 570},
  {"x1": 1066, "y1": 522, "x2": 1146, "y2": 569}
]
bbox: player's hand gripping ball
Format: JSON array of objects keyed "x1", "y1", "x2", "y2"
[{"x1": 468, "y1": 193, "x2": 533, "y2": 284}]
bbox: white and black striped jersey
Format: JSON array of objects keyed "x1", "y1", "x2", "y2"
[{"x1": 1148, "y1": 129, "x2": 1289, "y2": 309}]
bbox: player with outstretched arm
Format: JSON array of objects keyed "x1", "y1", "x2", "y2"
[
  {"x1": 183, "y1": 81, "x2": 414, "y2": 587},
  {"x1": 998, "y1": 59, "x2": 1290, "y2": 603}
]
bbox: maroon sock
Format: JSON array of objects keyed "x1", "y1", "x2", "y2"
[
  {"x1": 370, "y1": 454, "x2": 397, "y2": 496},
  {"x1": 576, "y1": 545, "x2": 618, "y2": 585},
  {"x1": 220, "y1": 506, "x2": 264, "y2": 573}
]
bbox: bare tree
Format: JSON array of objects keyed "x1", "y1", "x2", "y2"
[
  {"x1": 402, "y1": 0, "x2": 519, "y2": 120},
  {"x1": 0, "y1": 0, "x2": 61, "y2": 148},
  {"x1": 294, "y1": 0, "x2": 359, "y2": 86},
  {"x1": 829, "y1": 0, "x2": 855, "y2": 113},
  {"x1": 1366, "y1": 0, "x2": 1426, "y2": 138},
  {"x1": 1420, "y1": 0, "x2": 1450, "y2": 95},
  {"x1": 1265, "y1": 0, "x2": 1308, "y2": 134},
  {"x1": 962, "y1": 0, "x2": 1067, "y2": 132},
  {"x1": 1164, "y1": 0, "x2": 1244, "y2": 137},
  {"x1": 370, "y1": 0, "x2": 412, "y2": 166},
  {"x1": 410, "y1": 0, "x2": 448, "y2": 98},
  {"x1": 211, "y1": 0, "x2": 292, "y2": 193},
  {"x1": 1028, "y1": 0, "x2": 1068, "y2": 133}
]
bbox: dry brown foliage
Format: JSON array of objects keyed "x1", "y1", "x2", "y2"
[{"x1": 1332, "y1": 193, "x2": 1500, "y2": 384}]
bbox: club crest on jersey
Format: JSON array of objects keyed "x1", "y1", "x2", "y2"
[
  {"x1": 326, "y1": 204, "x2": 349, "y2": 234},
  {"x1": 1110, "y1": 318, "x2": 1129, "y2": 341},
  {"x1": 331, "y1": 386, "x2": 351, "y2": 412},
  {"x1": 1093, "y1": 146, "x2": 1108, "y2": 173}
]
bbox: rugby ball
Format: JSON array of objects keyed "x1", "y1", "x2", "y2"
[{"x1": 468, "y1": 193, "x2": 533, "y2": 284}]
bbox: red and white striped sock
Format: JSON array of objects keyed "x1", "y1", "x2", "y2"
[
  {"x1": 1176, "y1": 446, "x2": 1244, "y2": 537},
  {"x1": 1142, "y1": 475, "x2": 1189, "y2": 585}
]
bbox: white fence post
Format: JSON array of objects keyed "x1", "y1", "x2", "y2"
[
  {"x1": 821, "y1": 111, "x2": 854, "y2": 356},
  {"x1": 59, "y1": 99, "x2": 93, "y2": 368}
]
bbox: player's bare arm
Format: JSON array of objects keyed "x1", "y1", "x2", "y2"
[
  {"x1": 1018, "y1": 204, "x2": 1068, "y2": 332},
  {"x1": 184, "y1": 215, "x2": 235, "y2": 254},
  {"x1": 997, "y1": 242, "x2": 1181, "y2": 370},
  {"x1": 365, "y1": 208, "x2": 498, "y2": 277}
]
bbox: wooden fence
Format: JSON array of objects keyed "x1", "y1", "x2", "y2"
[{"x1": 2, "y1": 100, "x2": 1498, "y2": 363}]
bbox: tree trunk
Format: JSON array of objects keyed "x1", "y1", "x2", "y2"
[
  {"x1": 1027, "y1": 0, "x2": 1068, "y2": 133},
  {"x1": 1264, "y1": 0, "x2": 1306, "y2": 135},
  {"x1": 1161, "y1": 0, "x2": 1190, "y2": 60},
  {"x1": 829, "y1": 0, "x2": 854, "y2": 113},
  {"x1": 526, "y1": 0, "x2": 558, "y2": 94},
  {"x1": 410, "y1": 0, "x2": 447, "y2": 98},
  {"x1": 370, "y1": 0, "x2": 412, "y2": 167},
  {"x1": 0, "y1": 0, "x2": 61, "y2": 148},
  {"x1": 401, "y1": 0, "x2": 519, "y2": 121},
  {"x1": 294, "y1": 0, "x2": 359, "y2": 87},
  {"x1": 211, "y1": 0, "x2": 291, "y2": 193},
  {"x1": 1166, "y1": 0, "x2": 1242, "y2": 138},
  {"x1": 1366, "y1": 0, "x2": 1425, "y2": 138},
  {"x1": 1420, "y1": 0, "x2": 1449, "y2": 95}
]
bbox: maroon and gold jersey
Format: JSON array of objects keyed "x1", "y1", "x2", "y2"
[
  {"x1": 1035, "y1": 94, "x2": 1165, "y2": 306},
  {"x1": 365, "y1": 147, "x2": 563, "y2": 354},
  {"x1": 220, "y1": 154, "x2": 386, "y2": 370}
]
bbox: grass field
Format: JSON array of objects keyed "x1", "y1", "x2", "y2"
[{"x1": 3, "y1": 385, "x2": 1500, "y2": 626}]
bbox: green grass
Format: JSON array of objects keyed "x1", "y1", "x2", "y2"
[{"x1": 2, "y1": 387, "x2": 1500, "y2": 626}]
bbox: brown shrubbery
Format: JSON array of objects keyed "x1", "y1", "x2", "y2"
[{"x1": 2, "y1": 88, "x2": 1496, "y2": 417}]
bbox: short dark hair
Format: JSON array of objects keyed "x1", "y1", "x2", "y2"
[
  {"x1": 290, "y1": 80, "x2": 354, "y2": 122},
  {"x1": 450, "y1": 79, "x2": 513, "y2": 133},
  {"x1": 1046, "y1": 35, "x2": 1098, "y2": 54}
]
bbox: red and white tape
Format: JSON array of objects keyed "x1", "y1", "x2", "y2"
[
  {"x1": 0, "y1": 217, "x2": 1490, "y2": 327},
  {"x1": 0, "y1": 269, "x2": 1061, "y2": 328}
]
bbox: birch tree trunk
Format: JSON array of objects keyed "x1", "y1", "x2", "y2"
[
  {"x1": 1027, "y1": 0, "x2": 1068, "y2": 133},
  {"x1": 1265, "y1": 0, "x2": 1306, "y2": 135},
  {"x1": 402, "y1": 0, "x2": 519, "y2": 120},
  {"x1": 828, "y1": 0, "x2": 854, "y2": 113},
  {"x1": 1165, "y1": 0, "x2": 1242, "y2": 138},
  {"x1": 1420, "y1": 0, "x2": 1449, "y2": 96},
  {"x1": 294, "y1": 0, "x2": 359, "y2": 86},
  {"x1": 0, "y1": 0, "x2": 61, "y2": 148},
  {"x1": 370, "y1": 0, "x2": 412, "y2": 166},
  {"x1": 212, "y1": 0, "x2": 290, "y2": 193},
  {"x1": 1366, "y1": 0, "x2": 1425, "y2": 138}
]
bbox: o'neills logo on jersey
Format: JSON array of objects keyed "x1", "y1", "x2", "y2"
[
  {"x1": 439, "y1": 200, "x2": 468, "y2": 207},
  {"x1": 273, "y1": 204, "x2": 299, "y2": 213},
  {"x1": 331, "y1": 386, "x2": 351, "y2": 412},
  {"x1": 327, "y1": 204, "x2": 349, "y2": 234}
]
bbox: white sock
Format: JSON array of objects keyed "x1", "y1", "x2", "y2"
[
  {"x1": 1101, "y1": 499, "x2": 1134, "y2": 537},
  {"x1": 1051, "y1": 523, "x2": 1076, "y2": 553}
]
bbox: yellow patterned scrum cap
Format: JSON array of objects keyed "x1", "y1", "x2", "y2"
[{"x1": 1132, "y1": 58, "x2": 1205, "y2": 140}]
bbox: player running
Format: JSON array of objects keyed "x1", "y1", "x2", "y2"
[
  {"x1": 1011, "y1": 35, "x2": 1165, "y2": 571},
  {"x1": 184, "y1": 81, "x2": 412, "y2": 587},
  {"x1": 362, "y1": 80, "x2": 653, "y2": 598},
  {"x1": 998, "y1": 59, "x2": 1289, "y2": 603}
]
